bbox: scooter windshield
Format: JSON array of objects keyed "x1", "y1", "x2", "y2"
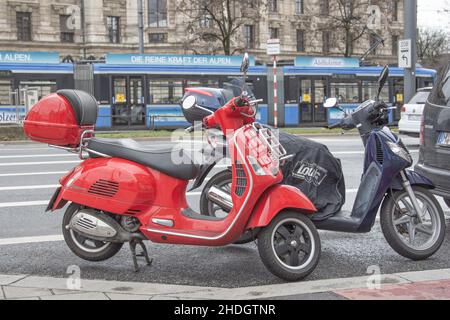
[{"x1": 223, "y1": 78, "x2": 255, "y2": 100}]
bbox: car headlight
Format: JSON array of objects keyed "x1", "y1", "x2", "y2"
[{"x1": 386, "y1": 141, "x2": 412, "y2": 164}]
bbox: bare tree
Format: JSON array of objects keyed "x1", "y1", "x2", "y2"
[
  {"x1": 176, "y1": 0, "x2": 265, "y2": 55},
  {"x1": 312, "y1": 0, "x2": 391, "y2": 57},
  {"x1": 417, "y1": 28, "x2": 449, "y2": 65}
]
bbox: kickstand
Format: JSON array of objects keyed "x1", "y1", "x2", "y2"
[{"x1": 129, "y1": 240, "x2": 153, "y2": 272}]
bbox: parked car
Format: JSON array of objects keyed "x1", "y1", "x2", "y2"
[
  {"x1": 415, "y1": 63, "x2": 450, "y2": 208},
  {"x1": 398, "y1": 87, "x2": 432, "y2": 136}
]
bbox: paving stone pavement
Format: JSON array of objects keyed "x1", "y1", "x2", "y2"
[{"x1": 1, "y1": 268, "x2": 450, "y2": 300}]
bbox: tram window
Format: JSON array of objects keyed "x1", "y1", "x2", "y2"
[
  {"x1": 0, "y1": 80, "x2": 12, "y2": 105},
  {"x1": 149, "y1": 79, "x2": 183, "y2": 104},
  {"x1": 331, "y1": 82, "x2": 359, "y2": 103},
  {"x1": 113, "y1": 78, "x2": 127, "y2": 103},
  {"x1": 19, "y1": 81, "x2": 56, "y2": 104},
  {"x1": 362, "y1": 81, "x2": 389, "y2": 102}
]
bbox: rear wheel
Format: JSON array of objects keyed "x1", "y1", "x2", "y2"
[
  {"x1": 62, "y1": 203, "x2": 123, "y2": 261},
  {"x1": 201, "y1": 170, "x2": 255, "y2": 244},
  {"x1": 380, "y1": 186, "x2": 445, "y2": 260},
  {"x1": 257, "y1": 211, "x2": 320, "y2": 281}
]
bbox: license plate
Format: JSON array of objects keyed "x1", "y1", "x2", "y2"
[
  {"x1": 409, "y1": 114, "x2": 421, "y2": 121},
  {"x1": 437, "y1": 132, "x2": 450, "y2": 146}
]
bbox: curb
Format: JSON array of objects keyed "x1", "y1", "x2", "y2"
[{"x1": 1, "y1": 268, "x2": 450, "y2": 300}]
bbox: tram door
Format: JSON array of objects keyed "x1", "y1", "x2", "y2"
[
  {"x1": 112, "y1": 76, "x2": 145, "y2": 127},
  {"x1": 299, "y1": 78, "x2": 327, "y2": 124}
]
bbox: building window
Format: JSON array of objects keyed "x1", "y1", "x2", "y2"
[
  {"x1": 370, "y1": 33, "x2": 378, "y2": 55},
  {"x1": 149, "y1": 0, "x2": 167, "y2": 27},
  {"x1": 149, "y1": 33, "x2": 167, "y2": 43},
  {"x1": 107, "y1": 16, "x2": 120, "y2": 43},
  {"x1": 244, "y1": 25, "x2": 254, "y2": 49},
  {"x1": 320, "y1": 0, "x2": 329, "y2": 15},
  {"x1": 17, "y1": 12, "x2": 32, "y2": 41},
  {"x1": 392, "y1": 0, "x2": 399, "y2": 21},
  {"x1": 392, "y1": 35, "x2": 398, "y2": 56},
  {"x1": 60, "y1": 15, "x2": 75, "y2": 43},
  {"x1": 199, "y1": 13, "x2": 212, "y2": 29},
  {"x1": 297, "y1": 29, "x2": 305, "y2": 52},
  {"x1": 269, "y1": 27, "x2": 279, "y2": 39},
  {"x1": 268, "y1": 0, "x2": 277, "y2": 12},
  {"x1": 295, "y1": 0, "x2": 304, "y2": 14},
  {"x1": 322, "y1": 31, "x2": 331, "y2": 54}
]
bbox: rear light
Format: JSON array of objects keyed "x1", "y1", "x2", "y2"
[
  {"x1": 420, "y1": 114, "x2": 425, "y2": 145},
  {"x1": 401, "y1": 106, "x2": 406, "y2": 113}
]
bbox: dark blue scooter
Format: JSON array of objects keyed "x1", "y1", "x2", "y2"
[{"x1": 316, "y1": 66, "x2": 445, "y2": 260}]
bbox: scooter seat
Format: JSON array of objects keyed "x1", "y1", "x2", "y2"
[{"x1": 87, "y1": 138, "x2": 200, "y2": 180}]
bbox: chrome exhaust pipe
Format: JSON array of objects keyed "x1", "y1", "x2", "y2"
[
  {"x1": 207, "y1": 186, "x2": 233, "y2": 211},
  {"x1": 68, "y1": 209, "x2": 146, "y2": 243}
]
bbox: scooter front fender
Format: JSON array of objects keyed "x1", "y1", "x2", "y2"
[
  {"x1": 390, "y1": 169, "x2": 435, "y2": 191},
  {"x1": 246, "y1": 184, "x2": 316, "y2": 229}
]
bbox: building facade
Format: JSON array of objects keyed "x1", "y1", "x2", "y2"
[{"x1": 0, "y1": 0, "x2": 403, "y2": 64}]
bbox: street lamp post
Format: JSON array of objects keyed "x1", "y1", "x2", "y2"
[
  {"x1": 138, "y1": 0, "x2": 144, "y2": 54},
  {"x1": 404, "y1": 0, "x2": 417, "y2": 103}
]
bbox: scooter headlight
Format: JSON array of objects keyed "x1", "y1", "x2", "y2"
[{"x1": 386, "y1": 141, "x2": 412, "y2": 164}]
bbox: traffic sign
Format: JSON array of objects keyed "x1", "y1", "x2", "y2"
[
  {"x1": 266, "y1": 39, "x2": 280, "y2": 55},
  {"x1": 398, "y1": 39, "x2": 412, "y2": 68}
]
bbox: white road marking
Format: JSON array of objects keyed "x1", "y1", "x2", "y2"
[
  {"x1": 0, "y1": 200, "x2": 49, "y2": 208},
  {"x1": 0, "y1": 189, "x2": 358, "y2": 208},
  {"x1": 0, "y1": 154, "x2": 75, "y2": 159},
  {"x1": 0, "y1": 160, "x2": 80, "y2": 167},
  {"x1": 0, "y1": 147, "x2": 52, "y2": 152},
  {"x1": 333, "y1": 150, "x2": 418, "y2": 155},
  {"x1": 0, "y1": 235, "x2": 63, "y2": 246},
  {"x1": 0, "y1": 184, "x2": 59, "y2": 191},
  {"x1": 0, "y1": 171, "x2": 67, "y2": 177}
]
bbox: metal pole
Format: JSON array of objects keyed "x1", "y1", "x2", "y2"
[
  {"x1": 81, "y1": 0, "x2": 86, "y2": 59},
  {"x1": 273, "y1": 55, "x2": 278, "y2": 128},
  {"x1": 404, "y1": 0, "x2": 417, "y2": 103},
  {"x1": 138, "y1": 0, "x2": 144, "y2": 54}
]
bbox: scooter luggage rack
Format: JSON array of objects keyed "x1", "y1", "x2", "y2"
[
  {"x1": 251, "y1": 123, "x2": 288, "y2": 163},
  {"x1": 48, "y1": 130, "x2": 109, "y2": 160}
]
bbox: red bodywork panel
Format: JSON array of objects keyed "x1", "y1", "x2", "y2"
[
  {"x1": 23, "y1": 93, "x2": 93, "y2": 147},
  {"x1": 246, "y1": 184, "x2": 317, "y2": 229}
]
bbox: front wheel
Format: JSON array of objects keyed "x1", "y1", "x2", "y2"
[
  {"x1": 380, "y1": 186, "x2": 446, "y2": 260},
  {"x1": 258, "y1": 211, "x2": 321, "y2": 281},
  {"x1": 444, "y1": 198, "x2": 450, "y2": 209},
  {"x1": 62, "y1": 203, "x2": 123, "y2": 262}
]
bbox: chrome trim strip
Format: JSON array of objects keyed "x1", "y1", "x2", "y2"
[
  {"x1": 146, "y1": 126, "x2": 254, "y2": 241},
  {"x1": 152, "y1": 218, "x2": 174, "y2": 228}
]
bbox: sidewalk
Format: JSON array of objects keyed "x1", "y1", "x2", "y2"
[{"x1": 1, "y1": 268, "x2": 450, "y2": 300}]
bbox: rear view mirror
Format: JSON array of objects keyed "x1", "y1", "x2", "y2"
[
  {"x1": 324, "y1": 97, "x2": 338, "y2": 109},
  {"x1": 182, "y1": 95, "x2": 196, "y2": 110},
  {"x1": 240, "y1": 53, "x2": 249, "y2": 74},
  {"x1": 376, "y1": 66, "x2": 389, "y2": 100}
]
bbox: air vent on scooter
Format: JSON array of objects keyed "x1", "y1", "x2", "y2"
[
  {"x1": 88, "y1": 179, "x2": 119, "y2": 197},
  {"x1": 375, "y1": 137, "x2": 384, "y2": 165},
  {"x1": 234, "y1": 162, "x2": 247, "y2": 197},
  {"x1": 125, "y1": 208, "x2": 141, "y2": 215}
]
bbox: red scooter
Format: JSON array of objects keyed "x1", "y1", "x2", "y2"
[{"x1": 23, "y1": 55, "x2": 320, "y2": 281}]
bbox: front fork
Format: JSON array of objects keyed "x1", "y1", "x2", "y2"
[{"x1": 400, "y1": 170, "x2": 423, "y2": 223}]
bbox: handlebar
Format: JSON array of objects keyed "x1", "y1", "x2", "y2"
[{"x1": 185, "y1": 122, "x2": 204, "y2": 133}]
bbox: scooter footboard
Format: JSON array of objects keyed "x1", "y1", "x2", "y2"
[{"x1": 246, "y1": 184, "x2": 316, "y2": 229}]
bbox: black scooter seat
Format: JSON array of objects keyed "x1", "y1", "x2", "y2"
[{"x1": 87, "y1": 138, "x2": 200, "y2": 180}]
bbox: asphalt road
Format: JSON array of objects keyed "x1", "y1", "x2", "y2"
[{"x1": 0, "y1": 134, "x2": 449, "y2": 288}]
